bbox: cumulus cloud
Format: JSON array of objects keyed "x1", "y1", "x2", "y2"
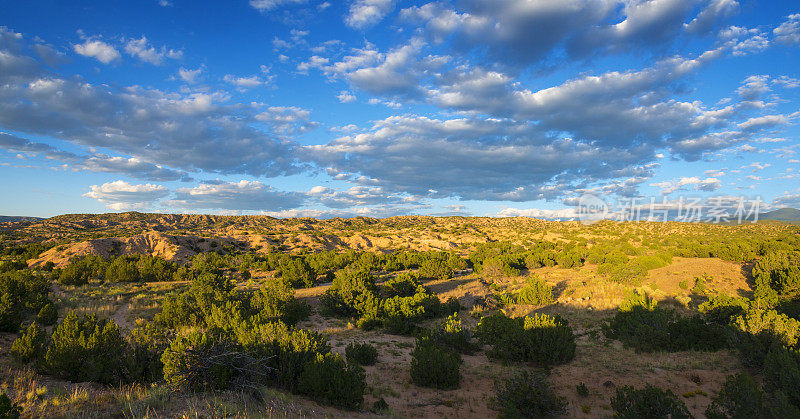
[
  {"x1": 223, "y1": 74, "x2": 269, "y2": 89},
  {"x1": 651, "y1": 176, "x2": 722, "y2": 194},
  {"x1": 337, "y1": 91, "x2": 356, "y2": 103},
  {"x1": 124, "y1": 36, "x2": 182, "y2": 65},
  {"x1": 0, "y1": 28, "x2": 304, "y2": 178},
  {"x1": 167, "y1": 180, "x2": 304, "y2": 211},
  {"x1": 73, "y1": 39, "x2": 120, "y2": 64},
  {"x1": 401, "y1": 0, "x2": 736, "y2": 67},
  {"x1": 249, "y1": 0, "x2": 306, "y2": 12},
  {"x1": 774, "y1": 14, "x2": 800, "y2": 44},
  {"x1": 83, "y1": 180, "x2": 169, "y2": 210},
  {"x1": 346, "y1": 0, "x2": 396, "y2": 29},
  {"x1": 177, "y1": 67, "x2": 203, "y2": 83}
]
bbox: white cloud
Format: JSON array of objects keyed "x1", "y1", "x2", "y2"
[
  {"x1": 177, "y1": 67, "x2": 203, "y2": 83},
  {"x1": 346, "y1": 0, "x2": 396, "y2": 29},
  {"x1": 124, "y1": 36, "x2": 182, "y2": 65},
  {"x1": 73, "y1": 39, "x2": 120, "y2": 64},
  {"x1": 83, "y1": 180, "x2": 169, "y2": 210},
  {"x1": 223, "y1": 74, "x2": 269, "y2": 89},
  {"x1": 651, "y1": 176, "x2": 722, "y2": 194},
  {"x1": 167, "y1": 180, "x2": 304, "y2": 211},
  {"x1": 249, "y1": 0, "x2": 306, "y2": 12},
  {"x1": 774, "y1": 14, "x2": 800, "y2": 44},
  {"x1": 337, "y1": 91, "x2": 356, "y2": 103}
]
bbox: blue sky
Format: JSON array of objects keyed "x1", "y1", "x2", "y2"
[{"x1": 0, "y1": 0, "x2": 799, "y2": 218}]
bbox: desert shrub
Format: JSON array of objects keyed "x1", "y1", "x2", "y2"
[
  {"x1": 692, "y1": 274, "x2": 709, "y2": 295},
  {"x1": 0, "y1": 393, "x2": 20, "y2": 419},
  {"x1": 605, "y1": 293, "x2": 727, "y2": 352},
  {"x1": 555, "y1": 251, "x2": 583, "y2": 268},
  {"x1": 104, "y1": 256, "x2": 142, "y2": 282},
  {"x1": 418, "y1": 257, "x2": 452, "y2": 280},
  {"x1": 44, "y1": 311, "x2": 129, "y2": 384},
  {"x1": 475, "y1": 314, "x2": 522, "y2": 345},
  {"x1": 11, "y1": 322, "x2": 47, "y2": 364},
  {"x1": 763, "y1": 345, "x2": 800, "y2": 408},
  {"x1": 477, "y1": 313, "x2": 575, "y2": 365},
  {"x1": 576, "y1": 382, "x2": 590, "y2": 397},
  {"x1": 610, "y1": 384, "x2": 691, "y2": 419},
  {"x1": 431, "y1": 313, "x2": 475, "y2": 354},
  {"x1": 597, "y1": 261, "x2": 648, "y2": 284},
  {"x1": 732, "y1": 307, "x2": 800, "y2": 366},
  {"x1": 706, "y1": 372, "x2": 765, "y2": 419},
  {"x1": 250, "y1": 280, "x2": 311, "y2": 326},
  {"x1": 345, "y1": 342, "x2": 378, "y2": 366},
  {"x1": 679, "y1": 280, "x2": 689, "y2": 290},
  {"x1": 161, "y1": 330, "x2": 254, "y2": 391},
  {"x1": 515, "y1": 276, "x2": 553, "y2": 305},
  {"x1": 382, "y1": 272, "x2": 421, "y2": 298},
  {"x1": 36, "y1": 302, "x2": 58, "y2": 326},
  {"x1": 490, "y1": 370, "x2": 566, "y2": 418},
  {"x1": 410, "y1": 338, "x2": 461, "y2": 389},
  {"x1": 0, "y1": 270, "x2": 51, "y2": 332},
  {"x1": 321, "y1": 266, "x2": 378, "y2": 317},
  {"x1": 480, "y1": 258, "x2": 521, "y2": 278},
  {"x1": 298, "y1": 353, "x2": 366, "y2": 409},
  {"x1": 277, "y1": 258, "x2": 315, "y2": 288},
  {"x1": 128, "y1": 320, "x2": 171, "y2": 383},
  {"x1": 382, "y1": 285, "x2": 442, "y2": 334},
  {"x1": 699, "y1": 294, "x2": 749, "y2": 324}
]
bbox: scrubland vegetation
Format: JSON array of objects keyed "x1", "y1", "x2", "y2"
[{"x1": 0, "y1": 213, "x2": 798, "y2": 417}]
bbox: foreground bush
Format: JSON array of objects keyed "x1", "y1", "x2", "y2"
[
  {"x1": 410, "y1": 338, "x2": 461, "y2": 390},
  {"x1": 345, "y1": 341, "x2": 378, "y2": 366},
  {"x1": 0, "y1": 392, "x2": 20, "y2": 419},
  {"x1": 490, "y1": 370, "x2": 566, "y2": 418},
  {"x1": 706, "y1": 372, "x2": 765, "y2": 419},
  {"x1": 250, "y1": 279, "x2": 312, "y2": 326},
  {"x1": 11, "y1": 322, "x2": 47, "y2": 364},
  {"x1": 44, "y1": 312, "x2": 129, "y2": 384},
  {"x1": 298, "y1": 353, "x2": 366, "y2": 409},
  {"x1": 732, "y1": 307, "x2": 800, "y2": 366},
  {"x1": 610, "y1": 384, "x2": 691, "y2": 419},
  {"x1": 515, "y1": 276, "x2": 553, "y2": 306},
  {"x1": 431, "y1": 313, "x2": 476, "y2": 354},
  {"x1": 0, "y1": 270, "x2": 52, "y2": 332},
  {"x1": 604, "y1": 295, "x2": 727, "y2": 352},
  {"x1": 475, "y1": 313, "x2": 576, "y2": 365}
]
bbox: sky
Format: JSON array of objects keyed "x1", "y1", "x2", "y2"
[{"x1": 0, "y1": 0, "x2": 799, "y2": 219}]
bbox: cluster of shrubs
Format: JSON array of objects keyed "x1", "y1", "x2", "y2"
[
  {"x1": 603, "y1": 292, "x2": 728, "y2": 352},
  {"x1": 475, "y1": 312, "x2": 576, "y2": 365},
  {"x1": 469, "y1": 241, "x2": 586, "y2": 278},
  {"x1": 490, "y1": 370, "x2": 566, "y2": 417},
  {"x1": 321, "y1": 269, "x2": 457, "y2": 334},
  {"x1": 56, "y1": 254, "x2": 179, "y2": 285},
  {"x1": 410, "y1": 337, "x2": 462, "y2": 390},
  {"x1": 0, "y1": 269, "x2": 57, "y2": 332},
  {"x1": 11, "y1": 269, "x2": 367, "y2": 410}
]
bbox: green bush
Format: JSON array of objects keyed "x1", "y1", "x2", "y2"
[
  {"x1": 763, "y1": 345, "x2": 800, "y2": 408},
  {"x1": 477, "y1": 313, "x2": 576, "y2": 365},
  {"x1": 250, "y1": 280, "x2": 311, "y2": 326},
  {"x1": 732, "y1": 307, "x2": 800, "y2": 366},
  {"x1": 161, "y1": 330, "x2": 246, "y2": 391},
  {"x1": 490, "y1": 370, "x2": 566, "y2": 418},
  {"x1": 0, "y1": 270, "x2": 52, "y2": 332},
  {"x1": 576, "y1": 382, "x2": 590, "y2": 397},
  {"x1": 431, "y1": 313, "x2": 475, "y2": 354},
  {"x1": 515, "y1": 276, "x2": 553, "y2": 305},
  {"x1": 382, "y1": 272, "x2": 421, "y2": 298},
  {"x1": 44, "y1": 311, "x2": 129, "y2": 384},
  {"x1": 345, "y1": 341, "x2": 378, "y2": 366},
  {"x1": 278, "y1": 258, "x2": 315, "y2": 288},
  {"x1": 0, "y1": 393, "x2": 20, "y2": 419},
  {"x1": 610, "y1": 384, "x2": 691, "y2": 419},
  {"x1": 128, "y1": 320, "x2": 170, "y2": 383},
  {"x1": 382, "y1": 285, "x2": 442, "y2": 334},
  {"x1": 418, "y1": 257, "x2": 452, "y2": 280},
  {"x1": 699, "y1": 294, "x2": 748, "y2": 324},
  {"x1": 706, "y1": 372, "x2": 765, "y2": 419},
  {"x1": 410, "y1": 338, "x2": 461, "y2": 390},
  {"x1": 11, "y1": 322, "x2": 47, "y2": 364},
  {"x1": 36, "y1": 302, "x2": 58, "y2": 326},
  {"x1": 605, "y1": 295, "x2": 727, "y2": 352},
  {"x1": 321, "y1": 266, "x2": 378, "y2": 317},
  {"x1": 298, "y1": 353, "x2": 366, "y2": 409}
]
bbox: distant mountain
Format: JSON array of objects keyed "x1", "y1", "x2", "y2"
[
  {"x1": 752, "y1": 208, "x2": 800, "y2": 223},
  {"x1": 0, "y1": 215, "x2": 43, "y2": 223}
]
